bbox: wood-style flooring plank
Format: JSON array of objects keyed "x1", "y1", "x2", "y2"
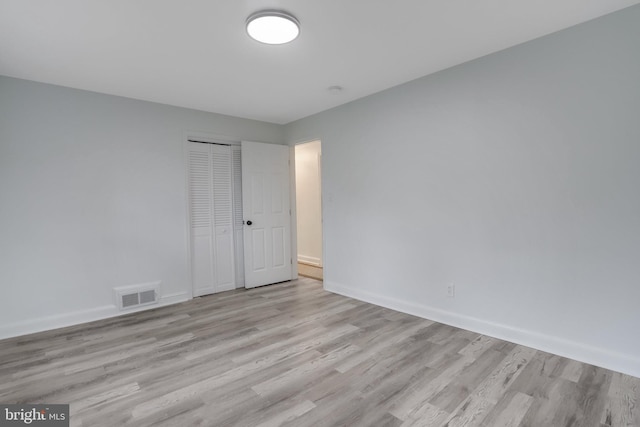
[
  {"x1": 0, "y1": 277, "x2": 638, "y2": 426},
  {"x1": 601, "y1": 372, "x2": 640, "y2": 426}
]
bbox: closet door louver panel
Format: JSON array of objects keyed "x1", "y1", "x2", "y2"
[
  {"x1": 231, "y1": 145, "x2": 245, "y2": 286},
  {"x1": 187, "y1": 143, "x2": 215, "y2": 296},
  {"x1": 211, "y1": 144, "x2": 235, "y2": 292}
]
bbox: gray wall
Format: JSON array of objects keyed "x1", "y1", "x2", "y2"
[
  {"x1": 0, "y1": 76, "x2": 284, "y2": 337},
  {"x1": 285, "y1": 6, "x2": 640, "y2": 376}
]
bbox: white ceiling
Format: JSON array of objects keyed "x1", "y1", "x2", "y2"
[{"x1": 1, "y1": 1, "x2": 638, "y2": 124}]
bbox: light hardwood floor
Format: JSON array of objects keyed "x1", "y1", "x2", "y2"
[
  {"x1": 297, "y1": 262, "x2": 323, "y2": 280},
  {"x1": 1, "y1": 277, "x2": 638, "y2": 426}
]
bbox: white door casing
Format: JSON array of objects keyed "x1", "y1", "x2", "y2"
[
  {"x1": 241, "y1": 141, "x2": 292, "y2": 288},
  {"x1": 231, "y1": 145, "x2": 245, "y2": 288}
]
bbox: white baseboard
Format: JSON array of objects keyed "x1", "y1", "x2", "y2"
[
  {"x1": 324, "y1": 281, "x2": 640, "y2": 379},
  {"x1": 297, "y1": 255, "x2": 322, "y2": 267},
  {"x1": 159, "y1": 292, "x2": 190, "y2": 306},
  {"x1": 0, "y1": 292, "x2": 190, "y2": 340}
]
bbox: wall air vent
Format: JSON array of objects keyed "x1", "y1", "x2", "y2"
[{"x1": 114, "y1": 282, "x2": 160, "y2": 311}]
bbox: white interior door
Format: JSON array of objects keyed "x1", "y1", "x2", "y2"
[{"x1": 242, "y1": 141, "x2": 292, "y2": 288}]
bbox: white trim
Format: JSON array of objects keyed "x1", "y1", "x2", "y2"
[
  {"x1": 160, "y1": 291, "x2": 190, "y2": 305},
  {"x1": 0, "y1": 292, "x2": 190, "y2": 340},
  {"x1": 316, "y1": 150, "x2": 323, "y2": 268},
  {"x1": 183, "y1": 129, "x2": 241, "y2": 146},
  {"x1": 324, "y1": 280, "x2": 640, "y2": 379},
  {"x1": 290, "y1": 144, "x2": 298, "y2": 280},
  {"x1": 297, "y1": 255, "x2": 322, "y2": 267},
  {"x1": 231, "y1": 145, "x2": 246, "y2": 289},
  {"x1": 290, "y1": 136, "x2": 323, "y2": 147}
]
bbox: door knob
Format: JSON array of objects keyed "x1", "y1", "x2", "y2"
[{"x1": 246, "y1": 220, "x2": 252, "y2": 226}]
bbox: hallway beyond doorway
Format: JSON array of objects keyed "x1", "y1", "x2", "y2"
[
  {"x1": 294, "y1": 140, "x2": 323, "y2": 282},
  {"x1": 298, "y1": 262, "x2": 323, "y2": 281}
]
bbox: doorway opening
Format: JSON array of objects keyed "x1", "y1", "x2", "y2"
[{"x1": 294, "y1": 140, "x2": 323, "y2": 281}]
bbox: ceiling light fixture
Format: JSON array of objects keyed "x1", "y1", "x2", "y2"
[{"x1": 246, "y1": 10, "x2": 300, "y2": 45}]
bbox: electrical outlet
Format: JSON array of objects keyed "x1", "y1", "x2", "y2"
[{"x1": 447, "y1": 284, "x2": 455, "y2": 298}]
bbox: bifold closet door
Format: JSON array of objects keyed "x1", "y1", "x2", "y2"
[
  {"x1": 187, "y1": 142, "x2": 236, "y2": 297},
  {"x1": 231, "y1": 145, "x2": 245, "y2": 287}
]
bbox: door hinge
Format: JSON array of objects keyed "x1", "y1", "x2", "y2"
[{"x1": 291, "y1": 258, "x2": 293, "y2": 265}]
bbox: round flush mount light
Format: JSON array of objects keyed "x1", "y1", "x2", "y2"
[{"x1": 246, "y1": 10, "x2": 300, "y2": 45}]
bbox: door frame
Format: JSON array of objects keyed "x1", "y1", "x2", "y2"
[
  {"x1": 290, "y1": 138, "x2": 324, "y2": 282},
  {"x1": 289, "y1": 144, "x2": 298, "y2": 280}
]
